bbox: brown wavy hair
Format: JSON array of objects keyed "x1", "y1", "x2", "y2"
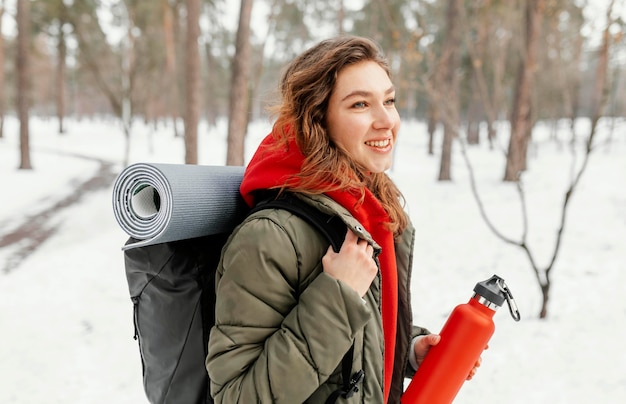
[{"x1": 270, "y1": 35, "x2": 407, "y2": 236}]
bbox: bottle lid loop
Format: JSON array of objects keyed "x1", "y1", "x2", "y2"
[{"x1": 497, "y1": 279, "x2": 521, "y2": 322}]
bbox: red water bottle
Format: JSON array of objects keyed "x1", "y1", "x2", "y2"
[{"x1": 401, "y1": 274, "x2": 520, "y2": 404}]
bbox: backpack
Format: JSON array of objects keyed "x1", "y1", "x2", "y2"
[{"x1": 122, "y1": 185, "x2": 362, "y2": 403}]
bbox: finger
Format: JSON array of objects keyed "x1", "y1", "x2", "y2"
[
  {"x1": 343, "y1": 229, "x2": 358, "y2": 245},
  {"x1": 356, "y1": 237, "x2": 370, "y2": 251}
]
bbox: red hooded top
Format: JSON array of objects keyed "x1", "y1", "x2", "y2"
[{"x1": 240, "y1": 132, "x2": 398, "y2": 402}]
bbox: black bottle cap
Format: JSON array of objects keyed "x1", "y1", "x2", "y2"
[{"x1": 473, "y1": 274, "x2": 506, "y2": 306}]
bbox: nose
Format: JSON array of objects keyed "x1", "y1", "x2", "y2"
[{"x1": 372, "y1": 104, "x2": 396, "y2": 130}]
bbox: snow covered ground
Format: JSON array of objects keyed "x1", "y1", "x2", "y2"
[{"x1": 0, "y1": 115, "x2": 624, "y2": 403}]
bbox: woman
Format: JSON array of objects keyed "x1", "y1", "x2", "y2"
[{"x1": 206, "y1": 35, "x2": 476, "y2": 403}]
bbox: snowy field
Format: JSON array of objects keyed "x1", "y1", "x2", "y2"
[{"x1": 0, "y1": 115, "x2": 624, "y2": 403}]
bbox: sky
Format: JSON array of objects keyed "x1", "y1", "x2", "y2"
[{"x1": 0, "y1": 115, "x2": 624, "y2": 403}]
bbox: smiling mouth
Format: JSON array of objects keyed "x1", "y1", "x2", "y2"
[{"x1": 365, "y1": 139, "x2": 391, "y2": 148}]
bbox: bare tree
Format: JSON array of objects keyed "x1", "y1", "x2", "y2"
[
  {"x1": 437, "y1": 0, "x2": 462, "y2": 181},
  {"x1": 464, "y1": 0, "x2": 515, "y2": 150},
  {"x1": 204, "y1": 42, "x2": 219, "y2": 128},
  {"x1": 226, "y1": 0, "x2": 254, "y2": 166},
  {"x1": 30, "y1": 0, "x2": 70, "y2": 134},
  {"x1": 504, "y1": 0, "x2": 544, "y2": 181},
  {"x1": 68, "y1": 2, "x2": 129, "y2": 162},
  {"x1": 184, "y1": 0, "x2": 201, "y2": 165},
  {"x1": 426, "y1": 105, "x2": 438, "y2": 156},
  {"x1": 458, "y1": 0, "x2": 616, "y2": 318},
  {"x1": 0, "y1": 0, "x2": 5, "y2": 139},
  {"x1": 162, "y1": 0, "x2": 181, "y2": 136},
  {"x1": 120, "y1": 5, "x2": 135, "y2": 168},
  {"x1": 17, "y1": 0, "x2": 32, "y2": 170},
  {"x1": 56, "y1": 3, "x2": 67, "y2": 134}
]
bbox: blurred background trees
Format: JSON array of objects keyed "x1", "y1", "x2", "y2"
[
  {"x1": 1, "y1": 0, "x2": 622, "y2": 164},
  {"x1": 1, "y1": 0, "x2": 622, "y2": 166}
]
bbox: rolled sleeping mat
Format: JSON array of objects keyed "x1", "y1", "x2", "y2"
[{"x1": 112, "y1": 163, "x2": 247, "y2": 250}]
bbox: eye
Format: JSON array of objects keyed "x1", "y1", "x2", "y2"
[
  {"x1": 384, "y1": 97, "x2": 396, "y2": 106},
  {"x1": 352, "y1": 101, "x2": 367, "y2": 109}
]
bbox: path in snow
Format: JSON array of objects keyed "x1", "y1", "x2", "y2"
[{"x1": 0, "y1": 151, "x2": 117, "y2": 273}]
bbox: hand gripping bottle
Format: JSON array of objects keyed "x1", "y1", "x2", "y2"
[{"x1": 401, "y1": 274, "x2": 521, "y2": 404}]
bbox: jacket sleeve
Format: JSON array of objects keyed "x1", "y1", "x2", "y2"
[
  {"x1": 206, "y1": 215, "x2": 372, "y2": 403},
  {"x1": 404, "y1": 325, "x2": 432, "y2": 378}
]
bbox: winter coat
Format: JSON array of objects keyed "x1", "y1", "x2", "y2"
[{"x1": 206, "y1": 192, "x2": 429, "y2": 403}]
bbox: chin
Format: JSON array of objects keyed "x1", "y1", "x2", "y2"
[
  {"x1": 368, "y1": 165, "x2": 392, "y2": 174},
  {"x1": 374, "y1": 162, "x2": 393, "y2": 173}
]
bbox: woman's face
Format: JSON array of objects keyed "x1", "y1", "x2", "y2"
[{"x1": 326, "y1": 60, "x2": 400, "y2": 173}]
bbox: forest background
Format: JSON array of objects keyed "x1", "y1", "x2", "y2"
[
  {"x1": 3, "y1": 0, "x2": 625, "y2": 169},
  {"x1": 1, "y1": 0, "x2": 624, "y2": 164}
]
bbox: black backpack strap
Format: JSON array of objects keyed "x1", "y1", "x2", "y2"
[
  {"x1": 250, "y1": 192, "x2": 346, "y2": 253},
  {"x1": 249, "y1": 192, "x2": 365, "y2": 402}
]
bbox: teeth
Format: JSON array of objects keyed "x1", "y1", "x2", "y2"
[{"x1": 365, "y1": 139, "x2": 390, "y2": 148}]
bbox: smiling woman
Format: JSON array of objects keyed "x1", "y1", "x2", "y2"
[{"x1": 204, "y1": 35, "x2": 475, "y2": 404}]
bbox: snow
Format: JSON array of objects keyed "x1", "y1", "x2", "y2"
[{"x1": 0, "y1": 115, "x2": 624, "y2": 403}]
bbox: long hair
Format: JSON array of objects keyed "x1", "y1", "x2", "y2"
[{"x1": 270, "y1": 35, "x2": 407, "y2": 235}]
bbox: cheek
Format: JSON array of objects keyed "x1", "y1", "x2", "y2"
[
  {"x1": 392, "y1": 112, "x2": 401, "y2": 134},
  {"x1": 328, "y1": 115, "x2": 357, "y2": 149},
  {"x1": 339, "y1": 121, "x2": 370, "y2": 152}
]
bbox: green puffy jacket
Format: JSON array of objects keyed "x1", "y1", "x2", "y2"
[{"x1": 206, "y1": 193, "x2": 429, "y2": 403}]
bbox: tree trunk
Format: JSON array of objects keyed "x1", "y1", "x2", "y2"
[
  {"x1": 162, "y1": 0, "x2": 181, "y2": 137},
  {"x1": 466, "y1": 91, "x2": 481, "y2": 145},
  {"x1": 338, "y1": 0, "x2": 345, "y2": 34},
  {"x1": 226, "y1": 0, "x2": 254, "y2": 166},
  {"x1": 567, "y1": 35, "x2": 584, "y2": 147},
  {"x1": 204, "y1": 43, "x2": 218, "y2": 128},
  {"x1": 121, "y1": 6, "x2": 135, "y2": 168},
  {"x1": 466, "y1": 0, "x2": 506, "y2": 150},
  {"x1": 17, "y1": 0, "x2": 32, "y2": 170},
  {"x1": 438, "y1": 128, "x2": 453, "y2": 180},
  {"x1": 504, "y1": 0, "x2": 543, "y2": 181},
  {"x1": 427, "y1": 104, "x2": 438, "y2": 156},
  {"x1": 590, "y1": 5, "x2": 611, "y2": 132},
  {"x1": 56, "y1": 13, "x2": 67, "y2": 134},
  {"x1": 438, "y1": 0, "x2": 462, "y2": 181},
  {"x1": 0, "y1": 0, "x2": 5, "y2": 139},
  {"x1": 539, "y1": 281, "x2": 550, "y2": 319},
  {"x1": 184, "y1": 0, "x2": 201, "y2": 165}
]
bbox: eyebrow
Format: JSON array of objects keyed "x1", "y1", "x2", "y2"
[{"x1": 341, "y1": 85, "x2": 395, "y2": 102}]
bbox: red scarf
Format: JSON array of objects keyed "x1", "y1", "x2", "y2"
[{"x1": 240, "y1": 132, "x2": 398, "y2": 402}]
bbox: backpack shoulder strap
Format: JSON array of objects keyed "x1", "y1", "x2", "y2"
[
  {"x1": 248, "y1": 192, "x2": 363, "y2": 402},
  {"x1": 249, "y1": 193, "x2": 346, "y2": 253}
]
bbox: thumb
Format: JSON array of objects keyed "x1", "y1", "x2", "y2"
[
  {"x1": 423, "y1": 333, "x2": 441, "y2": 347},
  {"x1": 414, "y1": 334, "x2": 441, "y2": 364}
]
